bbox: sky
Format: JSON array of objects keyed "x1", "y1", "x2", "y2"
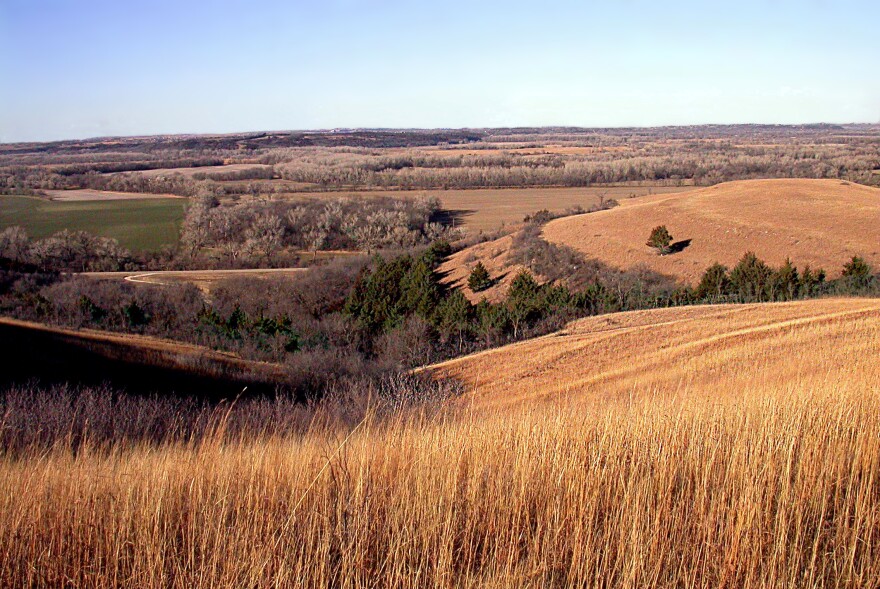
[{"x1": 1, "y1": 0, "x2": 878, "y2": 142}]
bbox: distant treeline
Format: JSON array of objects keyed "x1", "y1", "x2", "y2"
[{"x1": 2, "y1": 125, "x2": 878, "y2": 197}]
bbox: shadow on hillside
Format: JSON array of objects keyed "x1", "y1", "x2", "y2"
[
  {"x1": 669, "y1": 238, "x2": 692, "y2": 254},
  {"x1": 0, "y1": 322, "x2": 285, "y2": 400}
]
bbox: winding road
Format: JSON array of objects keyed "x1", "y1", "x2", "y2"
[{"x1": 80, "y1": 267, "x2": 310, "y2": 291}]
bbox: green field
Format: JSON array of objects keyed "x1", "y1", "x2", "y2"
[{"x1": 0, "y1": 196, "x2": 185, "y2": 252}]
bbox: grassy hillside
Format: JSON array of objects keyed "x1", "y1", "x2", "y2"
[
  {"x1": 429, "y1": 297, "x2": 880, "y2": 408},
  {"x1": 0, "y1": 317, "x2": 286, "y2": 397},
  {"x1": 0, "y1": 195, "x2": 185, "y2": 251},
  {"x1": 542, "y1": 179, "x2": 880, "y2": 284},
  {"x1": 3, "y1": 298, "x2": 880, "y2": 586}
]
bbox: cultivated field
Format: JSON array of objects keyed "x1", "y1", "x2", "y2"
[
  {"x1": 0, "y1": 195, "x2": 185, "y2": 251},
  {"x1": 43, "y1": 189, "x2": 183, "y2": 201},
  {"x1": 292, "y1": 185, "x2": 696, "y2": 232},
  {"x1": 117, "y1": 163, "x2": 275, "y2": 179},
  {"x1": 3, "y1": 298, "x2": 880, "y2": 586},
  {"x1": 542, "y1": 178, "x2": 880, "y2": 284}
]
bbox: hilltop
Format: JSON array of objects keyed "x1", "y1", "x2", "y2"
[{"x1": 542, "y1": 179, "x2": 880, "y2": 284}]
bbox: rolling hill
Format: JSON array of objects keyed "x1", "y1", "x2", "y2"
[
  {"x1": 0, "y1": 317, "x2": 286, "y2": 397},
  {"x1": 426, "y1": 297, "x2": 880, "y2": 409},
  {"x1": 542, "y1": 179, "x2": 880, "y2": 284}
]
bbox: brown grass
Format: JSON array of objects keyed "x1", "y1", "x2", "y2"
[
  {"x1": 438, "y1": 233, "x2": 533, "y2": 303},
  {"x1": 428, "y1": 297, "x2": 880, "y2": 409},
  {"x1": 3, "y1": 298, "x2": 880, "y2": 586},
  {"x1": 542, "y1": 179, "x2": 880, "y2": 284},
  {"x1": 82, "y1": 267, "x2": 311, "y2": 294}
]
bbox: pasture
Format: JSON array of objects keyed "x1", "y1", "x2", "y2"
[
  {"x1": 292, "y1": 185, "x2": 697, "y2": 232},
  {"x1": 0, "y1": 195, "x2": 185, "y2": 251}
]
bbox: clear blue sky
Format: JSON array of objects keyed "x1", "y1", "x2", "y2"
[{"x1": 1, "y1": 0, "x2": 878, "y2": 142}]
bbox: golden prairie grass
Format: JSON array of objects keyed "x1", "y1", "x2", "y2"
[
  {"x1": 2, "y1": 299, "x2": 880, "y2": 587},
  {"x1": 541, "y1": 178, "x2": 880, "y2": 284},
  {"x1": 430, "y1": 298, "x2": 880, "y2": 409}
]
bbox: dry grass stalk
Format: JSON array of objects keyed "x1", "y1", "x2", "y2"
[{"x1": 2, "y1": 298, "x2": 880, "y2": 587}]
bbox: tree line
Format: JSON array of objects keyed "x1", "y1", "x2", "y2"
[
  {"x1": 4, "y1": 125, "x2": 878, "y2": 198},
  {"x1": 1, "y1": 230, "x2": 877, "y2": 397}
]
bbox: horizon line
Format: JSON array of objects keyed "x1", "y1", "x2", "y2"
[{"x1": 3, "y1": 121, "x2": 880, "y2": 146}]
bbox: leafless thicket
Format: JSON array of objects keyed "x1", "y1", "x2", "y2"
[{"x1": 3, "y1": 125, "x2": 878, "y2": 198}]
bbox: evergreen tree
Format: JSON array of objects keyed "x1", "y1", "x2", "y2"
[
  {"x1": 646, "y1": 225, "x2": 673, "y2": 255},
  {"x1": 729, "y1": 252, "x2": 773, "y2": 302},
  {"x1": 573, "y1": 281, "x2": 619, "y2": 315},
  {"x1": 420, "y1": 240, "x2": 452, "y2": 269},
  {"x1": 695, "y1": 262, "x2": 731, "y2": 301},
  {"x1": 841, "y1": 256, "x2": 874, "y2": 290},
  {"x1": 122, "y1": 301, "x2": 149, "y2": 328},
  {"x1": 467, "y1": 262, "x2": 492, "y2": 292},
  {"x1": 400, "y1": 256, "x2": 445, "y2": 320},
  {"x1": 344, "y1": 255, "x2": 413, "y2": 332},
  {"x1": 507, "y1": 270, "x2": 542, "y2": 338},
  {"x1": 799, "y1": 265, "x2": 826, "y2": 297},
  {"x1": 437, "y1": 289, "x2": 472, "y2": 352},
  {"x1": 771, "y1": 258, "x2": 800, "y2": 301},
  {"x1": 474, "y1": 299, "x2": 509, "y2": 346}
]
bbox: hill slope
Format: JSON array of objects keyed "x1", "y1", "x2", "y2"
[
  {"x1": 427, "y1": 298, "x2": 880, "y2": 409},
  {"x1": 0, "y1": 317, "x2": 286, "y2": 396},
  {"x1": 542, "y1": 179, "x2": 880, "y2": 284}
]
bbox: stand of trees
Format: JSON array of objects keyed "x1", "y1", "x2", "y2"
[
  {"x1": 0, "y1": 226, "x2": 131, "y2": 272},
  {"x1": 179, "y1": 194, "x2": 451, "y2": 266},
  {"x1": 0, "y1": 193, "x2": 453, "y2": 273},
  {"x1": 1, "y1": 234, "x2": 877, "y2": 398}
]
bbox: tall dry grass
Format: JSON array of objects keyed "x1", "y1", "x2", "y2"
[
  {"x1": 0, "y1": 300, "x2": 880, "y2": 588},
  {"x1": 2, "y1": 306, "x2": 880, "y2": 587}
]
